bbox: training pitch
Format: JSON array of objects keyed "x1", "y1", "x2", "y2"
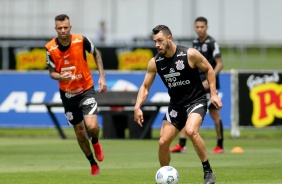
[{"x1": 0, "y1": 128, "x2": 281, "y2": 184}]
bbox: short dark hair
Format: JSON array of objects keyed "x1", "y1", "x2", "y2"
[
  {"x1": 194, "y1": 16, "x2": 208, "y2": 25},
  {"x1": 152, "y1": 25, "x2": 172, "y2": 36},
  {"x1": 55, "y1": 14, "x2": 69, "y2": 21}
]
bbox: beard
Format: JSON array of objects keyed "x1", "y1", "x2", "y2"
[
  {"x1": 165, "y1": 42, "x2": 170, "y2": 50},
  {"x1": 161, "y1": 41, "x2": 170, "y2": 56}
]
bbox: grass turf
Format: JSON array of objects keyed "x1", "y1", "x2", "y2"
[
  {"x1": 220, "y1": 47, "x2": 282, "y2": 70},
  {"x1": 0, "y1": 128, "x2": 282, "y2": 183}
]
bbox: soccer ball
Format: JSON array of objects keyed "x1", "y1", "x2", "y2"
[{"x1": 155, "y1": 166, "x2": 179, "y2": 184}]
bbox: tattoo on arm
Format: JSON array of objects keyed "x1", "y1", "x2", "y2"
[{"x1": 93, "y1": 48, "x2": 105, "y2": 76}]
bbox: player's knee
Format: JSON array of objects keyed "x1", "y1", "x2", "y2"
[
  {"x1": 159, "y1": 137, "x2": 169, "y2": 148},
  {"x1": 159, "y1": 138, "x2": 165, "y2": 147},
  {"x1": 88, "y1": 125, "x2": 100, "y2": 132},
  {"x1": 87, "y1": 123, "x2": 99, "y2": 131},
  {"x1": 186, "y1": 128, "x2": 198, "y2": 140},
  {"x1": 75, "y1": 129, "x2": 86, "y2": 137}
]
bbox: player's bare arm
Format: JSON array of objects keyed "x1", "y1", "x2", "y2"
[
  {"x1": 202, "y1": 57, "x2": 223, "y2": 90},
  {"x1": 48, "y1": 65, "x2": 72, "y2": 81},
  {"x1": 93, "y1": 47, "x2": 107, "y2": 93},
  {"x1": 134, "y1": 58, "x2": 157, "y2": 127},
  {"x1": 188, "y1": 48, "x2": 222, "y2": 109},
  {"x1": 213, "y1": 57, "x2": 223, "y2": 75}
]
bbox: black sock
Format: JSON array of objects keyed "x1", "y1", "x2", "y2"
[
  {"x1": 217, "y1": 120, "x2": 224, "y2": 148},
  {"x1": 91, "y1": 137, "x2": 98, "y2": 145},
  {"x1": 179, "y1": 138, "x2": 187, "y2": 147},
  {"x1": 217, "y1": 139, "x2": 223, "y2": 148},
  {"x1": 86, "y1": 153, "x2": 97, "y2": 166},
  {"x1": 202, "y1": 160, "x2": 212, "y2": 172}
]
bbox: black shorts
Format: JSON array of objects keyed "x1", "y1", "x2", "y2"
[
  {"x1": 163, "y1": 96, "x2": 207, "y2": 131},
  {"x1": 61, "y1": 87, "x2": 98, "y2": 125}
]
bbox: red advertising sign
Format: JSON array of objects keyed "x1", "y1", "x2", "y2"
[{"x1": 239, "y1": 72, "x2": 282, "y2": 127}]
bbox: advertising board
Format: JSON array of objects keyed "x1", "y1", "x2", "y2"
[
  {"x1": 238, "y1": 71, "x2": 282, "y2": 127},
  {"x1": 0, "y1": 72, "x2": 231, "y2": 129}
]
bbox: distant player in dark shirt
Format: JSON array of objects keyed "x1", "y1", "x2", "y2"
[
  {"x1": 134, "y1": 25, "x2": 222, "y2": 184},
  {"x1": 170, "y1": 16, "x2": 224, "y2": 154}
]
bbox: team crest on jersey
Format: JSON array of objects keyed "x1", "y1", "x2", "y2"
[
  {"x1": 175, "y1": 60, "x2": 185, "y2": 70},
  {"x1": 202, "y1": 44, "x2": 208, "y2": 52},
  {"x1": 169, "y1": 109, "x2": 178, "y2": 118}
]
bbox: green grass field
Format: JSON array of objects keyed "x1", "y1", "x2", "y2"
[
  {"x1": 0, "y1": 128, "x2": 282, "y2": 184},
  {"x1": 220, "y1": 47, "x2": 282, "y2": 70}
]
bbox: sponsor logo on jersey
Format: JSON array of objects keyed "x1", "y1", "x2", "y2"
[
  {"x1": 163, "y1": 69, "x2": 190, "y2": 89},
  {"x1": 72, "y1": 38, "x2": 82, "y2": 43},
  {"x1": 167, "y1": 80, "x2": 190, "y2": 88},
  {"x1": 156, "y1": 57, "x2": 164, "y2": 62},
  {"x1": 164, "y1": 72, "x2": 180, "y2": 78},
  {"x1": 177, "y1": 51, "x2": 186, "y2": 57},
  {"x1": 169, "y1": 68, "x2": 175, "y2": 73},
  {"x1": 49, "y1": 45, "x2": 58, "y2": 51},
  {"x1": 61, "y1": 66, "x2": 75, "y2": 72}
]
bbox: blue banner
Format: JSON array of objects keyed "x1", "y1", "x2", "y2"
[{"x1": 0, "y1": 72, "x2": 231, "y2": 128}]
